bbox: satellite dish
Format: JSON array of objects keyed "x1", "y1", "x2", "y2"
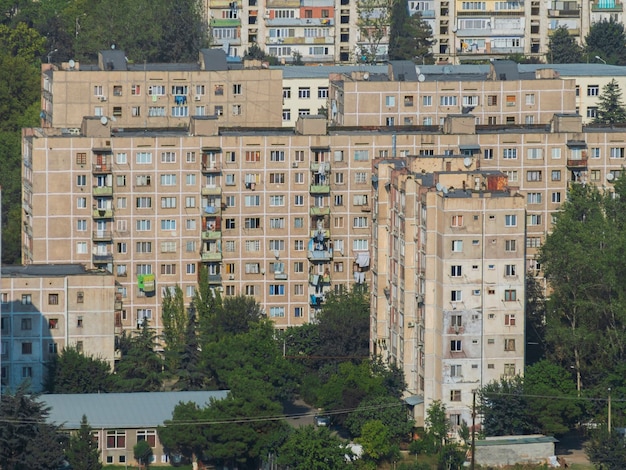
[
  {"x1": 415, "y1": 67, "x2": 421, "y2": 75},
  {"x1": 442, "y1": 186, "x2": 449, "y2": 194},
  {"x1": 435, "y1": 183, "x2": 443, "y2": 191},
  {"x1": 68, "y1": 59, "x2": 75, "y2": 69},
  {"x1": 363, "y1": 72, "x2": 370, "y2": 80},
  {"x1": 607, "y1": 173, "x2": 615, "y2": 181},
  {"x1": 418, "y1": 74, "x2": 426, "y2": 82},
  {"x1": 463, "y1": 157, "x2": 472, "y2": 168},
  {"x1": 100, "y1": 116, "x2": 108, "y2": 125}
]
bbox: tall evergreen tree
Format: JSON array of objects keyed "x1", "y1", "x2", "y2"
[
  {"x1": 0, "y1": 384, "x2": 66, "y2": 470},
  {"x1": 593, "y1": 79, "x2": 626, "y2": 124},
  {"x1": 388, "y1": 0, "x2": 434, "y2": 63},
  {"x1": 161, "y1": 285, "x2": 187, "y2": 373},
  {"x1": 585, "y1": 17, "x2": 626, "y2": 65},
  {"x1": 113, "y1": 321, "x2": 163, "y2": 392},
  {"x1": 175, "y1": 310, "x2": 206, "y2": 391},
  {"x1": 67, "y1": 415, "x2": 102, "y2": 470},
  {"x1": 547, "y1": 27, "x2": 583, "y2": 63},
  {"x1": 193, "y1": 264, "x2": 223, "y2": 343}
]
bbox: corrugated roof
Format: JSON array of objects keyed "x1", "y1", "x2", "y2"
[
  {"x1": 40, "y1": 391, "x2": 230, "y2": 429},
  {"x1": 475, "y1": 435, "x2": 558, "y2": 446},
  {"x1": 1, "y1": 264, "x2": 106, "y2": 277}
]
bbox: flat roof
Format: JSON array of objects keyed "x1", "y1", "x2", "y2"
[
  {"x1": 40, "y1": 390, "x2": 230, "y2": 429},
  {"x1": 1, "y1": 264, "x2": 110, "y2": 278},
  {"x1": 475, "y1": 435, "x2": 558, "y2": 446}
]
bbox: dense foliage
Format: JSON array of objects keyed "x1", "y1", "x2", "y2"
[
  {"x1": 593, "y1": 79, "x2": 626, "y2": 125},
  {"x1": 547, "y1": 27, "x2": 583, "y2": 64},
  {"x1": 66, "y1": 415, "x2": 102, "y2": 470},
  {"x1": 45, "y1": 346, "x2": 113, "y2": 393},
  {"x1": 388, "y1": 0, "x2": 434, "y2": 63}
]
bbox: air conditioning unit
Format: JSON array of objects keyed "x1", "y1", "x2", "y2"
[
  {"x1": 99, "y1": 96, "x2": 107, "y2": 102},
  {"x1": 194, "y1": 95, "x2": 201, "y2": 101},
  {"x1": 416, "y1": 294, "x2": 424, "y2": 304},
  {"x1": 229, "y1": 274, "x2": 235, "y2": 280},
  {"x1": 292, "y1": 162, "x2": 298, "y2": 168}
]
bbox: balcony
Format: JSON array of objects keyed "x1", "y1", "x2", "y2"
[
  {"x1": 308, "y1": 249, "x2": 333, "y2": 261},
  {"x1": 92, "y1": 186, "x2": 113, "y2": 197},
  {"x1": 201, "y1": 162, "x2": 222, "y2": 173},
  {"x1": 567, "y1": 158, "x2": 588, "y2": 168},
  {"x1": 93, "y1": 253, "x2": 113, "y2": 263},
  {"x1": 310, "y1": 229, "x2": 331, "y2": 239},
  {"x1": 92, "y1": 209, "x2": 113, "y2": 219},
  {"x1": 310, "y1": 294, "x2": 324, "y2": 307},
  {"x1": 201, "y1": 251, "x2": 222, "y2": 261},
  {"x1": 114, "y1": 299, "x2": 123, "y2": 311},
  {"x1": 274, "y1": 273, "x2": 288, "y2": 280},
  {"x1": 201, "y1": 187, "x2": 222, "y2": 196},
  {"x1": 592, "y1": 0, "x2": 622, "y2": 11},
  {"x1": 309, "y1": 184, "x2": 330, "y2": 194},
  {"x1": 310, "y1": 162, "x2": 331, "y2": 172},
  {"x1": 202, "y1": 230, "x2": 222, "y2": 240},
  {"x1": 92, "y1": 230, "x2": 113, "y2": 242},
  {"x1": 207, "y1": 274, "x2": 223, "y2": 284},
  {"x1": 203, "y1": 204, "x2": 222, "y2": 215},
  {"x1": 92, "y1": 164, "x2": 112, "y2": 174},
  {"x1": 310, "y1": 273, "x2": 331, "y2": 284},
  {"x1": 310, "y1": 206, "x2": 331, "y2": 216}
]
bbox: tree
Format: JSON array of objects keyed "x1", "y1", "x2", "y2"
[
  {"x1": 388, "y1": 0, "x2": 434, "y2": 63},
  {"x1": 161, "y1": 285, "x2": 188, "y2": 373},
  {"x1": 359, "y1": 420, "x2": 393, "y2": 462},
  {"x1": 524, "y1": 360, "x2": 583, "y2": 436},
  {"x1": 345, "y1": 395, "x2": 413, "y2": 441},
  {"x1": 277, "y1": 425, "x2": 351, "y2": 470},
  {"x1": 316, "y1": 287, "x2": 370, "y2": 365},
  {"x1": 193, "y1": 264, "x2": 223, "y2": 342},
  {"x1": 586, "y1": 427, "x2": 626, "y2": 469},
  {"x1": 0, "y1": 384, "x2": 66, "y2": 470},
  {"x1": 67, "y1": 415, "x2": 102, "y2": 470},
  {"x1": 478, "y1": 376, "x2": 536, "y2": 436},
  {"x1": 217, "y1": 295, "x2": 265, "y2": 335},
  {"x1": 547, "y1": 27, "x2": 583, "y2": 64},
  {"x1": 113, "y1": 321, "x2": 163, "y2": 392},
  {"x1": 585, "y1": 18, "x2": 626, "y2": 65},
  {"x1": 525, "y1": 272, "x2": 547, "y2": 364},
  {"x1": 174, "y1": 309, "x2": 206, "y2": 391},
  {"x1": 45, "y1": 346, "x2": 113, "y2": 393},
  {"x1": 134, "y1": 439, "x2": 153, "y2": 469},
  {"x1": 539, "y1": 182, "x2": 626, "y2": 394},
  {"x1": 593, "y1": 79, "x2": 626, "y2": 125},
  {"x1": 356, "y1": 0, "x2": 391, "y2": 63},
  {"x1": 425, "y1": 400, "x2": 450, "y2": 452}
]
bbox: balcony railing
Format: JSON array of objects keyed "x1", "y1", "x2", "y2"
[
  {"x1": 308, "y1": 249, "x2": 333, "y2": 261},
  {"x1": 93, "y1": 253, "x2": 114, "y2": 263},
  {"x1": 207, "y1": 274, "x2": 223, "y2": 284},
  {"x1": 310, "y1": 229, "x2": 331, "y2": 239},
  {"x1": 202, "y1": 230, "x2": 222, "y2": 240},
  {"x1": 592, "y1": 0, "x2": 622, "y2": 11},
  {"x1": 309, "y1": 184, "x2": 331, "y2": 194},
  {"x1": 92, "y1": 186, "x2": 113, "y2": 196},
  {"x1": 92, "y1": 164, "x2": 112, "y2": 174},
  {"x1": 201, "y1": 162, "x2": 222, "y2": 173},
  {"x1": 92, "y1": 230, "x2": 113, "y2": 241},
  {"x1": 92, "y1": 209, "x2": 114, "y2": 219},
  {"x1": 567, "y1": 158, "x2": 588, "y2": 168},
  {"x1": 201, "y1": 186, "x2": 222, "y2": 196},
  {"x1": 310, "y1": 206, "x2": 331, "y2": 216},
  {"x1": 201, "y1": 251, "x2": 222, "y2": 261}
]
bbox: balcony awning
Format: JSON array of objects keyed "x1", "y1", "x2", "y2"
[
  {"x1": 404, "y1": 395, "x2": 424, "y2": 406},
  {"x1": 202, "y1": 147, "x2": 222, "y2": 153},
  {"x1": 567, "y1": 140, "x2": 587, "y2": 148},
  {"x1": 459, "y1": 144, "x2": 481, "y2": 151},
  {"x1": 310, "y1": 146, "x2": 331, "y2": 152}
]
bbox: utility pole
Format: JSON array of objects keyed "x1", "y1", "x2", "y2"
[
  {"x1": 471, "y1": 390, "x2": 476, "y2": 470},
  {"x1": 608, "y1": 387, "x2": 612, "y2": 432}
]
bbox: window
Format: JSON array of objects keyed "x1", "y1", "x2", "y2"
[
  {"x1": 48, "y1": 293, "x2": 59, "y2": 305},
  {"x1": 505, "y1": 215, "x2": 517, "y2": 227},
  {"x1": 136, "y1": 242, "x2": 152, "y2": 253},
  {"x1": 504, "y1": 363, "x2": 516, "y2": 376},
  {"x1": 137, "y1": 430, "x2": 157, "y2": 448},
  {"x1": 505, "y1": 240, "x2": 516, "y2": 252},
  {"x1": 527, "y1": 214, "x2": 542, "y2": 226},
  {"x1": 527, "y1": 192, "x2": 542, "y2": 204},
  {"x1": 269, "y1": 195, "x2": 285, "y2": 206},
  {"x1": 21, "y1": 342, "x2": 32, "y2": 354},
  {"x1": 76, "y1": 242, "x2": 88, "y2": 254},
  {"x1": 160, "y1": 264, "x2": 177, "y2": 275},
  {"x1": 282, "y1": 88, "x2": 291, "y2": 99},
  {"x1": 450, "y1": 364, "x2": 462, "y2": 377},
  {"x1": 385, "y1": 95, "x2": 396, "y2": 106},
  {"x1": 161, "y1": 197, "x2": 176, "y2": 209},
  {"x1": 551, "y1": 192, "x2": 562, "y2": 203},
  {"x1": 76, "y1": 175, "x2": 86, "y2": 187},
  {"x1": 504, "y1": 289, "x2": 517, "y2": 301},
  {"x1": 318, "y1": 87, "x2": 329, "y2": 98},
  {"x1": 422, "y1": 95, "x2": 432, "y2": 106},
  {"x1": 334, "y1": 195, "x2": 344, "y2": 206},
  {"x1": 451, "y1": 265, "x2": 462, "y2": 277},
  {"x1": 450, "y1": 390, "x2": 462, "y2": 402},
  {"x1": 270, "y1": 307, "x2": 285, "y2": 318},
  {"x1": 505, "y1": 314, "x2": 516, "y2": 326},
  {"x1": 245, "y1": 195, "x2": 260, "y2": 206},
  {"x1": 506, "y1": 95, "x2": 516, "y2": 106},
  {"x1": 610, "y1": 147, "x2": 625, "y2": 158},
  {"x1": 117, "y1": 242, "x2": 127, "y2": 254},
  {"x1": 451, "y1": 215, "x2": 463, "y2": 227},
  {"x1": 355, "y1": 172, "x2": 367, "y2": 184},
  {"x1": 106, "y1": 431, "x2": 126, "y2": 449},
  {"x1": 505, "y1": 264, "x2": 516, "y2": 277},
  {"x1": 353, "y1": 216, "x2": 368, "y2": 228},
  {"x1": 587, "y1": 85, "x2": 599, "y2": 96},
  {"x1": 186, "y1": 264, "x2": 196, "y2": 275},
  {"x1": 245, "y1": 217, "x2": 261, "y2": 229},
  {"x1": 450, "y1": 340, "x2": 462, "y2": 352},
  {"x1": 502, "y1": 148, "x2": 517, "y2": 159},
  {"x1": 294, "y1": 195, "x2": 304, "y2": 206},
  {"x1": 269, "y1": 239, "x2": 285, "y2": 251},
  {"x1": 282, "y1": 109, "x2": 291, "y2": 121},
  {"x1": 353, "y1": 239, "x2": 368, "y2": 251},
  {"x1": 451, "y1": 290, "x2": 462, "y2": 302},
  {"x1": 551, "y1": 170, "x2": 561, "y2": 181},
  {"x1": 232, "y1": 104, "x2": 242, "y2": 115},
  {"x1": 185, "y1": 219, "x2": 195, "y2": 230},
  {"x1": 483, "y1": 148, "x2": 493, "y2": 160},
  {"x1": 269, "y1": 284, "x2": 285, "y2": 296},
  {"x1": 245, "y1": 240, "x2": 260, "y2": 252},
  {"x1": 294, "y1": 217, "x2": 304, "y2": 228},
  {"x1": 233, "y1": 84, "x2": 242, "y2": 95},
  {"x1": 298, "y1": 87, "x2": 310, "y2": 98},
  {"x1": 160, "y1": 174, "x2": 176, "y2": 186},
  {"x1": 354, "y1": 150, "x2": 369, "y2": 161},
  {"x1": 504, "y1": 338, "x2": 516, "y2": 351},
  {"x1": 21, "y1": 318, "x2": 32, "y2": 330},
  {"x1": 440, "y1": 96, "x2": 457, "y2": 106},
  {"x1": 270, "y1": 150, "x2": 285, "y2": 162}
]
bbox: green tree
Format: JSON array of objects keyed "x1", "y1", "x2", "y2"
[
  {"x1": 45, "y1": 346, "x2": 113, "y2": 393},
  {"x1": 585, "y1": 18, "x2": 626, "y2": 65},
  {"x1": 388, "y1": 0, "x2": 434, "y2": 63},
  {"x1": 113, "y1": 322, "x2": 163, "y2": 391},
  {"x1": 175, "y1": 309, "x2": 206, "y2": 390},
  {"x1": 586, "y1": 427, "x2": 626, "y2": 469},
  {"x1": 547, "y1": 27, "x2": 583, "y2": 64},
  {"x1": 0, "y1": 384, "x2": 66, "y2": 470},
  {"x1": 593, "y1": 79, "x2": 626, "y2": 125},
  {"x1": 193, "y1": 264, "x2": 223, "y2": 342},
  {"x1": 526, "y1": 272, "x2": 547, "y2": 364},
  {"x1": 359, "y1": 420, "x2": 392, "y2": 462},
  {"x1": 539, "y1": 182, "x2": 626, "y2": 394},
  {"x1": 217, "y1": 294, "x2": 265, "y2": 335},
  {"x1": 161, "y1": 285, "x2": 187, "y2": 373},
  {"x1": 356, "y1": 0, "x2": 391, "y2": 63},
  {"x1": 277, "y1": 425, "x2": 351, "y2": 470},
  {"x1": 316, "y1": 287, "x2": 370, "y2": 365},
  {"x1": 345, "y1": 395, "x2": 413, "y2": 441},
  {"x1": 0, "y1": 22, "x2": 46, "y2": 63},
  {"x1": 524, "y1": 360, "x2": 583, "y2": 435},
  {"x1": 478, "y1": 376, "x2": 536, "y2": 436},
  {"x1": 134, "y1": 439, "x2": 153, "y2": 469},
  {"x1": 67, "y1": 415, "x2": 102, "y2": 470},
  {"x1": 425, "y1": 400, "x2": 450, "y2": 452}
]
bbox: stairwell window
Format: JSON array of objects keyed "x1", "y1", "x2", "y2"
[{"x1": 504, "y1": 289, "x2": 517, "y2": 301}]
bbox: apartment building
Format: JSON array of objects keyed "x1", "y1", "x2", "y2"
[
  {"x1": 372, "y1": 156, "x2": 525, "y2": 427},
  {"x1": 41, "y1": 49, "x2": 283, "y2": 130},
  {"x1": 329, "y1": 61, "x2": 577, "y2": 127},
  {"x1": 0, "y1": 264, "x2": 116, "y2": 392}
]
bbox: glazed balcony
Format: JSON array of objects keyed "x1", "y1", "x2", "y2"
[
  {"x1": 308, "y1": 249, "x2": 333, "y2": 261},
  {"x1": 592, "y1": 0, "x2": 622, "y2": 10},
  {"x1": 207, "y1": 274, "x2": 223, "y2": 284},
  {"x1": 92, "y1": 231, "x2": 113, "y2": 242}
]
